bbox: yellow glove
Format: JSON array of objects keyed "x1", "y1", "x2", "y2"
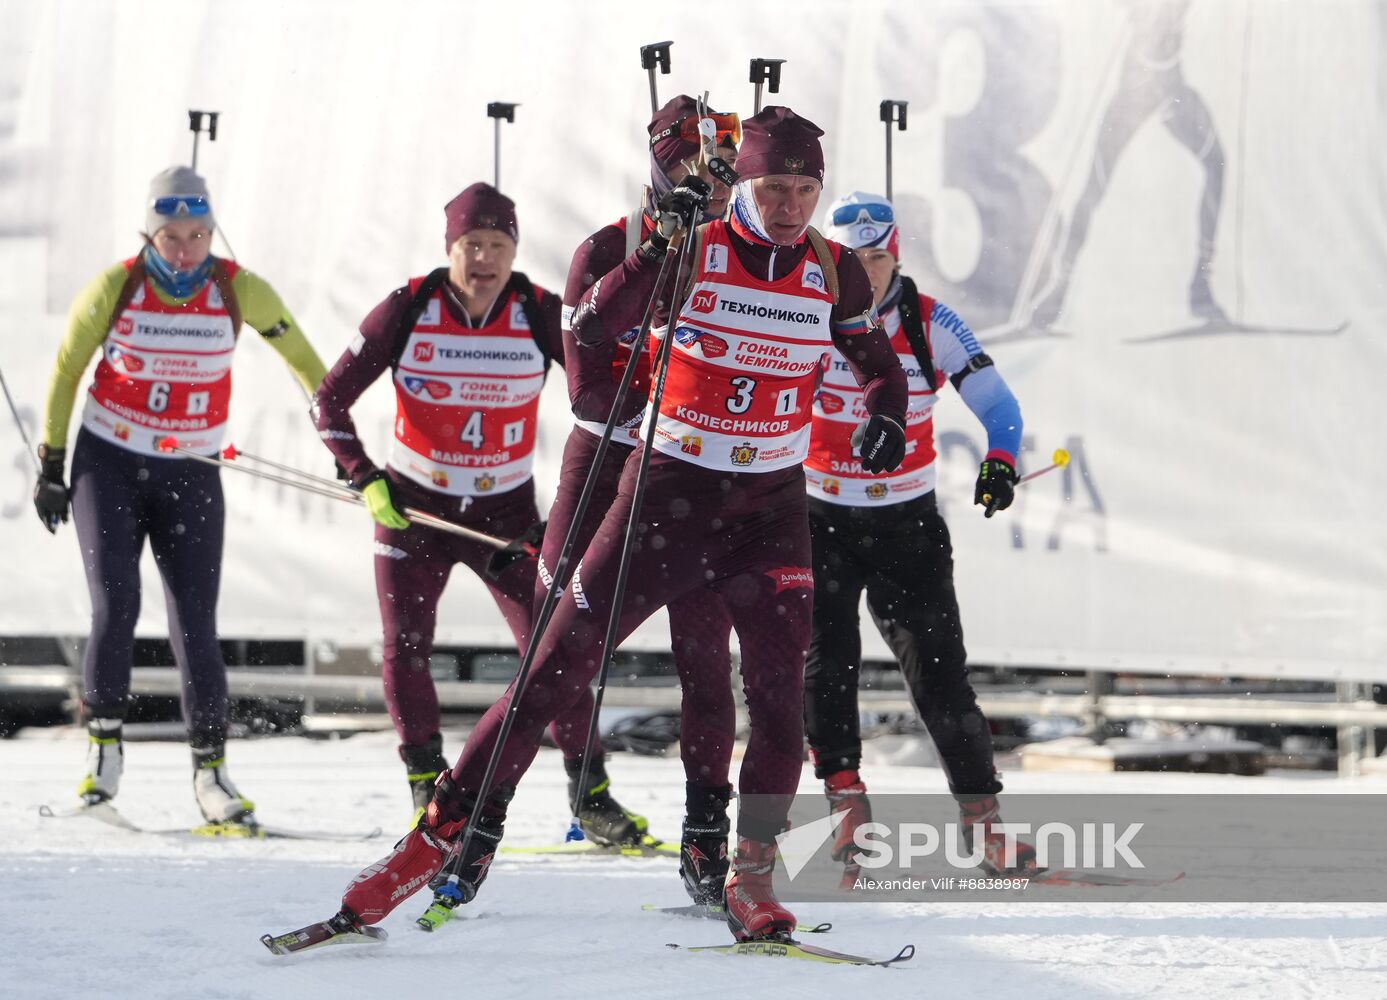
[{"x1": 362, "y1": 475, "x2": 410, "y2": 531}]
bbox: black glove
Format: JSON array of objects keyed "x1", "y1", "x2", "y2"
[
  {"x1": 33, "y1": 444, "x2": 70, "y2": 534},
  {"x1": 852, "y1": 415, "x2": 906, "y2": 474},
  {"x1": 974, "y1": 458, "x2": 1018, "y2": 518},
  {"x1": 650, "y1": 176, "x2": 713, "y2": 249},
  {"x1": 484, "y1": 520, "x2": 546, "y2": 582}
]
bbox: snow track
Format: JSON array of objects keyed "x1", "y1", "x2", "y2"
[{"x1": 2, "y1": 730, "x2": 1384, "y2": 999}]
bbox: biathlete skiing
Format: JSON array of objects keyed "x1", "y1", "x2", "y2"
[{"x1": 316, "y1": 105, "x2": 911, "y2": 944}]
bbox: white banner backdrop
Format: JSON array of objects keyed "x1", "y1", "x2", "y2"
[{"x1": 0, "y1": 0, "x2": 1383, "y2": 682}]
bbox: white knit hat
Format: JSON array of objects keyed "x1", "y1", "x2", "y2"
[{"x1": 146, "y1": 166, "x2": 215, "y2": 235}]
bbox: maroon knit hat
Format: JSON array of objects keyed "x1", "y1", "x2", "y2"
[
  {"x1": 444, "y1": 182, "x2": 518, "y2": 250},
  {"x1": 735, "y1": 106, "x2": 825, "y2": 183},
  {"x1": 648, "y1": 94, "x2": 736, "y2": 174}
]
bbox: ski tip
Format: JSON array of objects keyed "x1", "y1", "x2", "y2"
[
  {"x1": 37, "y1": 804, "x2": 55, "y2": 818},
  {"x1": 889, "y1": 944, "x2": 916, "y2": 965}
]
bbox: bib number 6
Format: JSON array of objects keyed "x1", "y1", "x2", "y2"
[{"x1": 147, "y1": 381, "x2": 171, "y2": 413}]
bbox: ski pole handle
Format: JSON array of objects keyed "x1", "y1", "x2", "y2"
[
  {"x1": 749, "y1": 58, "x2": 785, "y2": 114},
  {"x1": 879, "y1": 100, "x2": 908, "y2": 201},
  {"x1": 1017, "y1": 447, "x2": 1070, "y2": 486},
  {"x1": 486, "y1": 102, "x2": 518, "y2": 190},
  {"x1": 640, "y1": 41, "x2": 673, "y2": 114}
]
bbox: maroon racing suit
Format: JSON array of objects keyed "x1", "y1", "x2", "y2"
[
  {"x1": 314, "y1": 274, "x2": 601, "y2": 763},
  {"x1": 542, "y1": 209, "x2": 736, "y2": 788},
  {"x1": 448, "y1": 217, "x2": 907, "y2": 844}
]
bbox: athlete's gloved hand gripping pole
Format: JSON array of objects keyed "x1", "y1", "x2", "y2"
[
  {"x1": 975, "y1": 446, "x2": 1071, "y2": 518},
  {"x1": 416, "y1": 171, "x2": 709, "y2": 931},
  {"x1": 151, "y1": 438, "x2": 539, "y2": 562}
]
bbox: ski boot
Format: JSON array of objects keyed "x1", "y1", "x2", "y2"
[
  {"x1": 1189, "y1": 268, "x2": 1229, "y2": 323},
  {"x1": 77, "y1": 718, "x2": 124, "y2": 804},
  {"x1": 723, "y1": 837, "x2": 797, "y2": 942},
  {"x1": 824, "y1": 769, "x2": 871, "y2": 862},
  {"x1": 566, "y1": 756, "x2": 649, "y2": 847},
  {"x1": 680, "y1": 782, "x2": 731, "y2": 906},
  {"x1": 958, "y1": 793, "x2": 1039, "y2": 876},
  {"x1": 400, "y1": 733, "x2": 449, "y2": 825},
  {"x1": 192, "y1": 743, "x2": 257, "y2": 828},
  {"x1": 343, "y1": 772, "x2": 506, "y2": 927},
  {"x1": 824, "y1": 769, "x2": 871, "y2": 887}
]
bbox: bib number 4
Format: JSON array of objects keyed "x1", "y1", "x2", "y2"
[{"x1": 458, "y1": 413, "x2": 526, "y2": 450}]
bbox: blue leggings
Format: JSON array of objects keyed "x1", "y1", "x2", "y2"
[{"x1": 69, "y1": 429, "x2": 228, "y2": 744}]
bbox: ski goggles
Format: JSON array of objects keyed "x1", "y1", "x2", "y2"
[
  {"x1": 151, "y1": 195, "x2": 211, "y2": 218},
  {"x1": 649, "y1": 113, "x2": 742, "y2": 149},
  {"x1": 830, "y1": 201, "x2": 894, "y2": 228}
]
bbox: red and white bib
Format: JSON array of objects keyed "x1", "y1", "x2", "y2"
[
  {"x1": 81, "y1": 260, "x2": 239, "y2": 457},
  {"x1": 806, "y1": 293, "x2": 942, "y2": 505},
  {"x1": 643, "y1": 221, "x2": 836, "y2": 473},
  {"x1": 388, "y1": 279, "x2": 548, "y2": 497}
]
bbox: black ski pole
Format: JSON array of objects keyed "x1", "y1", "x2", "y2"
[
  {"x1": 567, "y1": 235, "x2": 701, "y2": 827},
  {"x1": 749, "y1": 57, "x2": 786, "y2": 114},
  {"x1": 879, "y1": 100, "x2": 908, "y2": 201},
  {"x1": 417, "y1": 209, "x2": 694, "y2": 931},
  {"x1": 486, "y1": 102, "x2": 518, "y2": 190},
  {"x1": 188, "y1": 109, "x2": 218, "y2": 172},
  {"x1": 640, "y1": 41, "x2": 673, "y2": 114},
  {"x1": 0, "y1": 363, "x2": 41, "y2": 475}
]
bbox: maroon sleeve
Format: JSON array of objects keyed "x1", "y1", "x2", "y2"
[
  {"x1": 829, "y1": 248, "x2": 907, "y2": 424},
  {"x1": 312, "y1": 285, "x2": 410, "y2": 484},
  {"x1": 532, "y1": 283, "x2": 565, "y2": 371},
  {"x1": 563, "y1": 225, "x2": 641, "y2": 421},
  {"x1": 567, "y1": 226, "x2": 669, "y2": 349}
]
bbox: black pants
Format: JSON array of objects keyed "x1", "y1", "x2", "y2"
[
  {"x1": 69, "y1": 429, "x2": 228, "y2": 743},
  {"x1": 804, "y1": 492, "x2": 1001, "y2": 796}
]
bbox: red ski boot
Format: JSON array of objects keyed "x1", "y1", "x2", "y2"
[
  {"x1": 723, "y1": 837, "x2": 797, "y2": 941},
  {"x1": 824, "y1": 770, "x2": 871, "y2": 888},
  {"x1": 341, "y1": 773, "x2": 495, "y2": 925},
  {"x1": 824, "y1": 769, "x2": 871, "y2": 862},
  {"x1": 958, "y1": 793, "x2": 1039, "y2": 876}
]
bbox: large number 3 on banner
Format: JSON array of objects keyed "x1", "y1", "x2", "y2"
[{"x1": 903, "y1": 7, "x2": 1061, "y2": 332}]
